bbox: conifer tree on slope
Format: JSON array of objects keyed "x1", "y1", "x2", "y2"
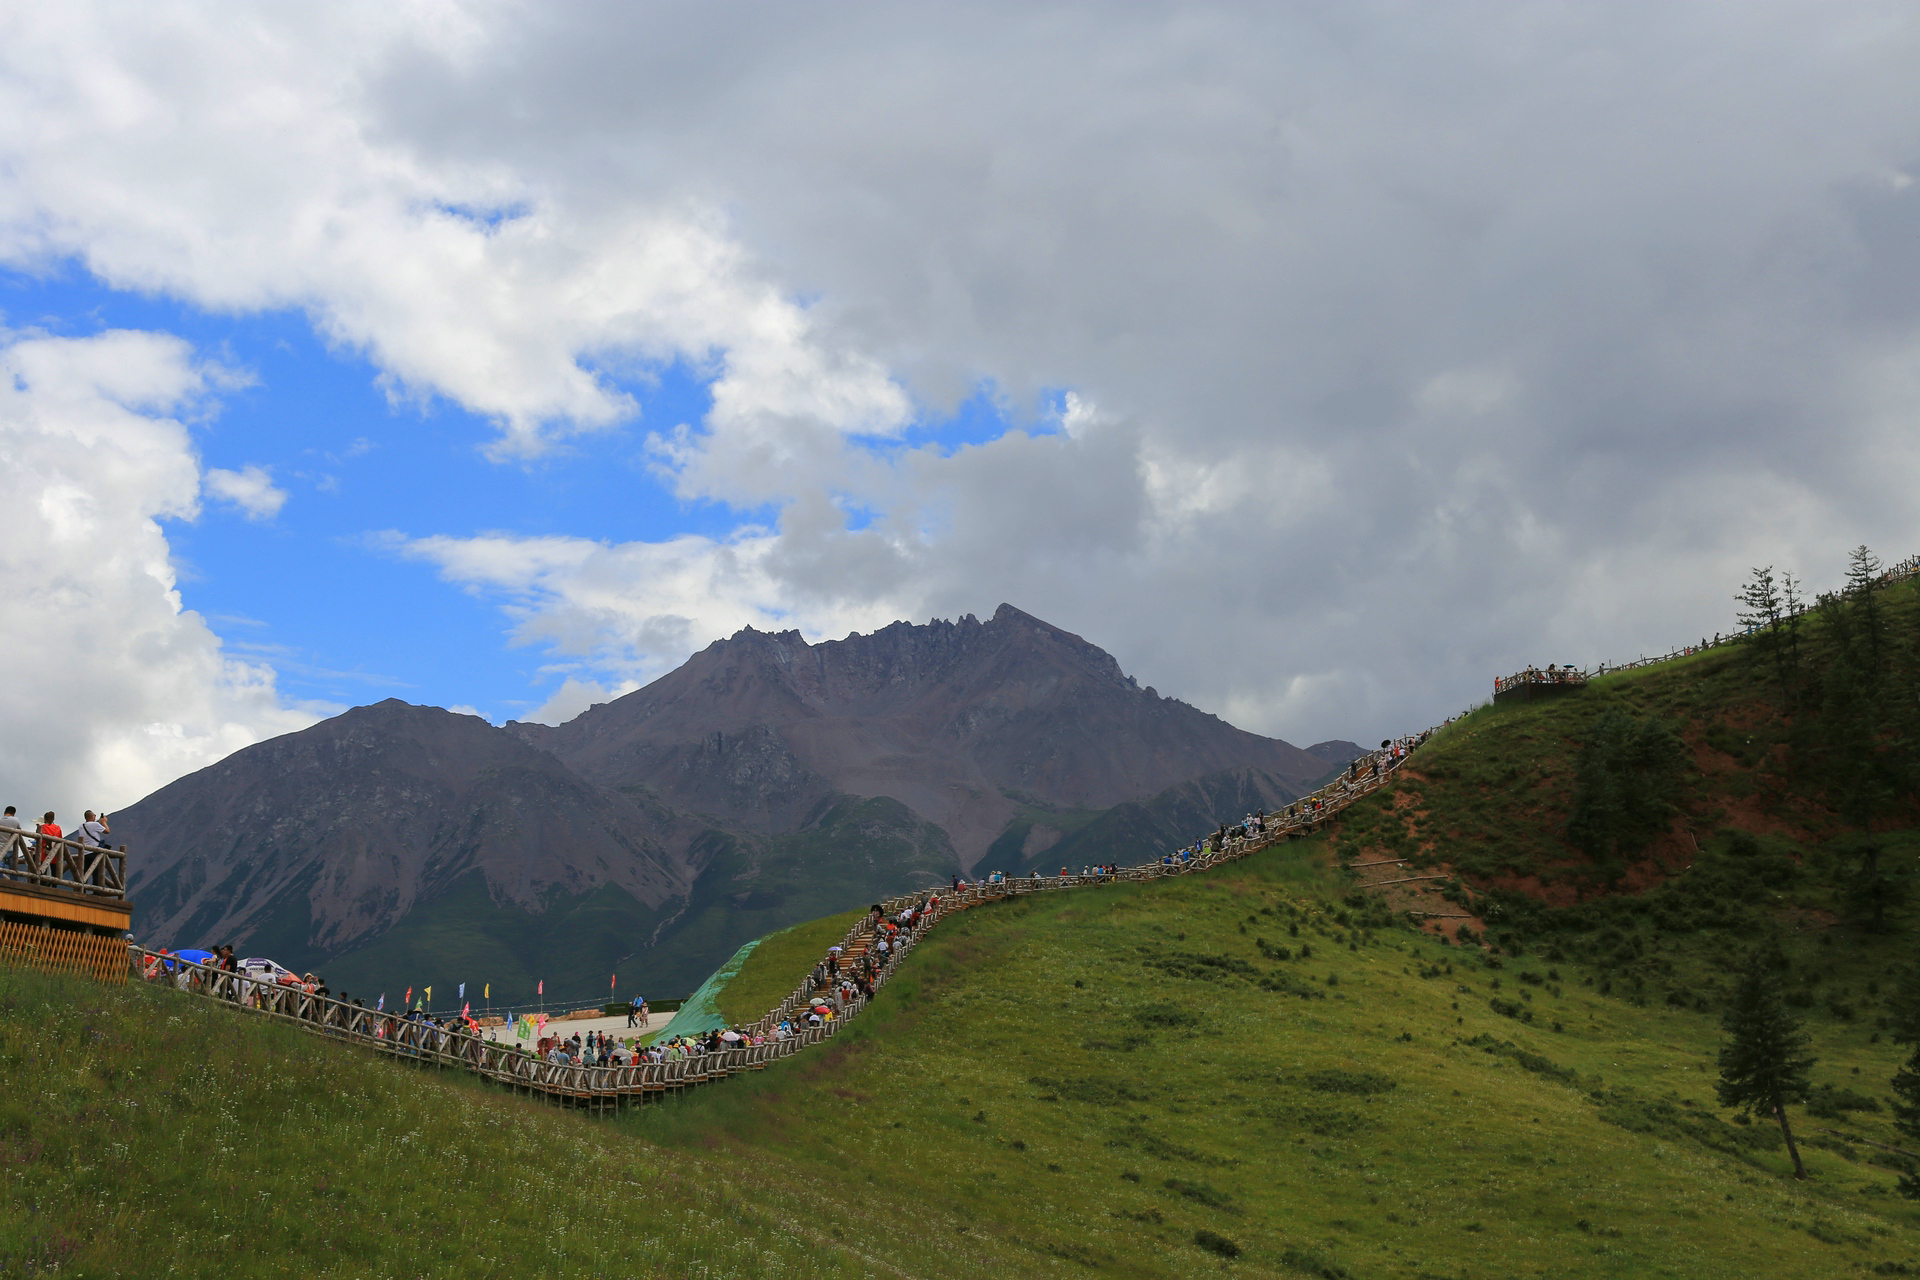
[
  {"x1": 1716, "y1": 950, "x2": 1814, "y2": 1179},
  {"x1": 1736, "y1": 565, "x2": 1792, "y2": 702}
]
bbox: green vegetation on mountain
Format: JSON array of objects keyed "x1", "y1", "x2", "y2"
[{"x1": 311, "y1": 793, "x2": 957, "y2": 1013}]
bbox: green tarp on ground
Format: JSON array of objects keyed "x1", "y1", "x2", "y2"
[{"x1": 643, "y1": 937, "x2": 760, "y2": 1043}]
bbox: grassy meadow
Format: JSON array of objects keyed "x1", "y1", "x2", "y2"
[
  {"x1": 10, "y1": 822, "x2": 1920, "y2": 1276},
  {"x1": 625, "y1": 834, "x2": 1920, "y2": 1279},
  {"x1": 717, "y1": 906, "x2": 868, "y2": 1025},
  {"x1": 0, "y1": 964, "x2": 1048, "y2": 1279}
]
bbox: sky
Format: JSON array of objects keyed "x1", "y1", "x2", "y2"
[{"x1": 3, "y1": 1, "x2": 1920, "y2": 813}]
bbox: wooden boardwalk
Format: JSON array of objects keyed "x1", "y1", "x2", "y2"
[{"x1": 126, "y1": 734, "x2": 1430, "y2": 1109}]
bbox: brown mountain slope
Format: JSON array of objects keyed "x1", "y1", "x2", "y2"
[
  {"x1": 117, "y1": 700, "x2": 695, "y2": 964},
  {"x1": 512, "y1": 603, "x2": 1329, "y2": 866}
]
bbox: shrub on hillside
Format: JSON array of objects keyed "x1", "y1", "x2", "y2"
[
  {"x1": 1566, "y1": 708, "x2": 1687, "y2": 874},
  {"x1": 1193, "y1": 1229, "x2": 1241, "y2": 1258},
  {"x1": 1132, "y1": 1002, "x2": 1201, "y2": 1028}
]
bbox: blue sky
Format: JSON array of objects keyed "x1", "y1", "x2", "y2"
[
  {"x1": 2, "y1": 263, "x2": 1054, "y2": 723},
  {"x1": 5, "y1": 264, "x2": 716, "y2": 717}
]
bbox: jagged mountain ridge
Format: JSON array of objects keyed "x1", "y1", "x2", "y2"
[
  {"x1": 116, "y1": 604, "x2": 1337, "y2": 999},
  {"x1": 513, "y1": 603, "x2": 1331, "y2": 866}
]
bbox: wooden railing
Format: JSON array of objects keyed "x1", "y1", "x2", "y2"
[
  {"x1": 125, "y1": 732, "x2": 1436, "y2": 1107},
  {"x1": 0, "y1": 828, "x2": 127, "y2": 899},
  {"x1": 1492, "y1": 667, "x2": 1588, "y2": 696}
]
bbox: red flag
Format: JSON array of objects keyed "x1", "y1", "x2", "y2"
[
  {"x1": 610, "y1": 973, "x2": 616, "y2": 991},
  {"x1": 537, "y1": 979, "x2": 543, "y2": 995},
  {"x1": 462, "y1": 1001, "x2": 470, "y2": 1018},
  {"x1": 404, "y1": 986, "x2": 412, "y2": 1004}
]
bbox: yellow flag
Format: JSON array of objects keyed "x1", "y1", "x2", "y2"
[
  {"x1": 484, "y1": 983, "x2": 490, "y2": 999},
  {"x1": 425, "y1": 986, "x2": 432, "y2": 1002}
]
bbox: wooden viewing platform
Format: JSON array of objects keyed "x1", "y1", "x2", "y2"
[
  {"x1": 1492, "y1": 665, "x2": 1588, "y2": 705},
  {"x1": 0, "y1": 829, "x2": 132, "y2": 983}
]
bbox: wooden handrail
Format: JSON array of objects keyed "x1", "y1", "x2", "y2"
[{"x1": 0, "y1": 827, "x2": 127, "y2": 900}]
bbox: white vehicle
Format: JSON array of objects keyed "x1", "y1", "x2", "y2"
[{"x1": 238, "y1": 956, "x2": 297, "y2": 984}]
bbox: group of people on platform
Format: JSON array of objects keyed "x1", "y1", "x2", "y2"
[{"x1": 0, "y1": 805, "x2": 112, "y2": 871}]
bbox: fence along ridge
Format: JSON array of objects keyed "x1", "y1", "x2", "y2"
[
  {"x1": 1494, "y1": 550, "x2": 1920, "y2": 692},
  {"x1": 128, "y1": 736, "x2": 1436, "y2": 1108}
]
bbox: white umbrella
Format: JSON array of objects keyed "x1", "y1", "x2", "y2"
[{"x1": 828, "y1": 946, "x2": 843, "y2": 953}]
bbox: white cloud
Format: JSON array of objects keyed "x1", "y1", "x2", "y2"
[
  {"x1": 6, "y1": 3, "x2": 1920, "y2": 752},
  {"x1": 397, "y1": 524, "x2": 916, "y2": 716},
  {"x1": 0, "y1": 4, "x2": 909, "y2": 460},
  {"x1": 203, "y1": 464, "x2": 286, "y2": 520},
  {"x1": 0, "y1": 331, "x2": 315, "y2": 811}
]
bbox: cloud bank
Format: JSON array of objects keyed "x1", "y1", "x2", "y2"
[
  {"x1": 0, "y1": 331, "x2": 314, "y2": 810},
  {"x1": 3, "y1": 2, "x2": 1919, "y2": 782}
]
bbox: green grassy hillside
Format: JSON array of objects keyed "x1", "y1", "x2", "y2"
[
  {"x1": 0, "y1": 964, "x2": 1055, "y2": 1279},
  {"x1": 17, "y1": 825, "x2": 1920, "y2": 1276},
  {"x1": 715, "y1": 906, "x2": 867, "y2": 1025},
  {"x1": 624, "y1": 834, "x2": 1920, "y2": 1278},
  {"x1": 1329, "y1": 570, "x2": 1920, "y2": 1025},
  {"x1": 29, "y1": 562, "x2": 1920, "y2": 1278}
]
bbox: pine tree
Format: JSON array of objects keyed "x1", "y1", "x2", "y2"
[
  {"x1": 1780, "y1": 570, "x2": 1806, "y2": 708},
  {"x1": 1716, "y1": 951, "x2": 1814, "y2": 1179},
  {"x1": 1736, "y1": 566, "x2": 1789, "y2": 697},
  {"x1": 1842, "y1": 845, "x2": 1908, "y2": 934},
  {"x1": 1847, "y1": 545, "x2": 1887, "y2": 684}
]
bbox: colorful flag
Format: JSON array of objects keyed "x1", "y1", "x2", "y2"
[
  {"x1": 404, "y1": 986, "x2": 412, "y2": 1005},
  {"x1": 484, "y1": 983, "x2": 490, "y2": 999},
  {"x1": 537, "y1": 979, "x2": 544, "y2": 996},
  {"x1": 425, "y1": 986, "x2": 432, "y2": 1004},
  {"x1": 462, "y1": 1001, "x2": 470, "y2": 1018},
  {"x1": 610, "y1": 973, "x2": 616, "y2": 992},
  {"x1": 458, "y1": 982, "x2": 465, "y2": 1000},
  {"x1": 376, "y1": 993, "x2": 385, "y2": 1011},
  {"x1": 516, "y1": 1016, "x2": 531, "y2": 1040}
]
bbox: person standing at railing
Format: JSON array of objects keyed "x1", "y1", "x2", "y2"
[
  {"x1": 0, "y1": 806, "x2": 22, "y2": 871},
  {"x1": 73, "y1": 811, "x2": 109, "y2": 885},
  {"x1": 34, "y1": 811, "x2": 60, "y2": 873},
  {"x1": 75, "y1": 810, "x2": 109, "y2": 847}
]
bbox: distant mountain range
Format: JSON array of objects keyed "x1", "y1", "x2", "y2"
[{"x1": 117, "y1": 605, "x2": 1355, "y2": 1004}]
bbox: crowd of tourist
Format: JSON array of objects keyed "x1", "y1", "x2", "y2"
[{"x1": 124, "y1": 730, "x2": 1439, "y2": 1093}]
